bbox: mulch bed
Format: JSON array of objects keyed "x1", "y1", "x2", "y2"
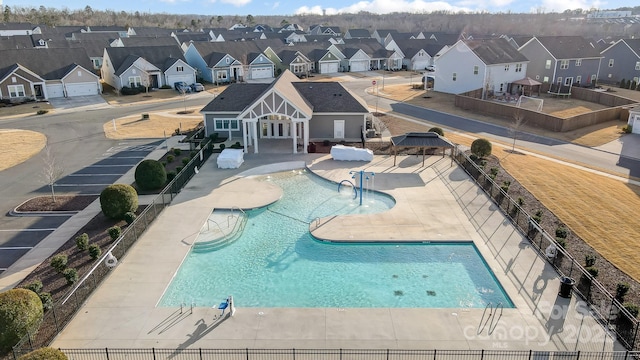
[{"x1": 15, "y1": 195, "x2": 98, "y2": 212}]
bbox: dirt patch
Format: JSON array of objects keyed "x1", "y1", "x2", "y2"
[
  {"x1": 0, "y1": 101, "x2": 54, "y2": 117},
  {"x1": 103, "y1": 112, "x2": 203, "y2": 139},
  {"x1": 16, "y1": 195, "x2": 98, "y2": 212},
  {"x1": 0, "y1": 129, "x2": 47, "y2": 171},
  {"x1": 549, "y1": 106, "x2": 594, "y2": 118}
]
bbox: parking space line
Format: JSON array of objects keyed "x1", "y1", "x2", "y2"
[
  {"x1": 68, "y1": 174, "x2": 125, "y2": 177},
  {"x1": 0, "y1": 229, "x2": 56, "y2": 232},
  {"x1": 54, "y1": 183, "x2": 113, "y2": 187},
  {"x1": 0, "y1": 246, "x2": 34, "y2": 250}
]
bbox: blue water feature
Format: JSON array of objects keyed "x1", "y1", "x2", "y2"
[{"x1": 159, "y1": 170, "x2": 513, "y2": 308}]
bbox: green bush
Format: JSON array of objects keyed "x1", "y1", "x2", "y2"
[
  {"x1": 622, "y1": 124, "x2": 632, "y2": 134},
  {"x1": 209, "y1": 133, "x2": 219, "y2": 142},
  {"x1": 63, "y1": 268, "x2": 78, "y2": 285},
  {"x1": 190, "y1": 151, "x2": 197, "y2": 158},
  {"x1": 173, "y1": 148, "x2": 182, "y2": 156},
  {"x1": 471, "y1": 138, "x2": 492, "y2": 158},
  {"x1": 161, "y1": 161, "x2": 167, "y2": 167},
  {"x1": 623, "y1": 303, "x2": 639, "y2": 318},
  {"x1": 0, "y1": 289, "x2": 43, "y2": 354},
  {"x1": 99, "y1": 184, "x2": 138, "y2": 220},
  {"x1": 555, "y1": 237, "x2": 567, "y2": 249},
  {"x1": 532, "y1": 210, "x2": 543, "y2": 224},
  {"x1": 428, "y1": 127, "x2": 444, "y2": 136},
  {"x1": 585, "y1": 253, "x2": 596, "y2": 267},
  {"x1": 75, "y1": 233, "x2": 89, "y2": 251},
  {"x1": 134, "y1": 159, "x2": 167, "y2": 191},
  {"x1": 50, "y1": 254, "x2": 68, "y2": 273},
  {"x1": 38, "y1": 292, "x2": 52, "y2": 311},
  {"x1": 108, "y1": 225, "x2": 122, "y2": 241},
  {"x1": 160, "y1": 84, "x2": 172, "y2": 89},
  {"x1": 219, "y1": 143, "x2": 226, "y2": 151},
  {"x1": 88, "y1": 244, "x2": 102, "y2": 260},
  {"x1": 36, "y1": 109, "x2": 48, "y2": 115},
  {"x1": 23, "y1": 281, "x2": 42, "y2": 295},
  {"x1": 166, "y1": 155, "x2": 175, "y2": 163},
  {"x1": 500, "y1": 180, "x2": 511, "y2": 192},
  {"x1": 18, "y1": 347, "x2": 68, "y2": 360},
  {"x1": 182, "y1": 157, "x2": 190, "y2": 165},
  {"x1": 616, "y1": 283, "x2": 630, "y2": 302},
  {"x1": 517, "y1": 197, "x2": 524, "y2": 206},
  {"x1": 585, "y1": 266, "x2": 599, "y2": 278},
  {"x1": 619, "y1": 79, "x2": 626, "y2": 88},
  {"x1": 167, "y1": 171, "x2": 176, "y2": 181},
  {"x1": 555, "y1": 226, "x2": 568, "y2": 239},
  {"x1": 123, "y1": 211, "x2": 136, "y2": 225},
  {"x1": 489, "y1": 167, "x2": 499, "y2": 176},
  {"x1": 176, "y1": 166, "x2": 183, "y2": 173}
]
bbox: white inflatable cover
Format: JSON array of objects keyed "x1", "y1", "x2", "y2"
[
  {"x1": 330, "y1": 145, "x2": 374, "y2": 162},
  {"x1": 217, "y1": 149, "x2": 244, "y2": 169}
]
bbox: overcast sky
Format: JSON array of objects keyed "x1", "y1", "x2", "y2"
[{"x1": 5, "y1": 0, "x2": 637, "y2": 16}]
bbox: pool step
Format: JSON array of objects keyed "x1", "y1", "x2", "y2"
[{"x1": 193, "y1": 210, "x2": 247, "y2": 252}]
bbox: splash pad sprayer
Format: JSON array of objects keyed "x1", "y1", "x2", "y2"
[{"x1": 349, "y1": 170, "x2": 375, "y2": 206}]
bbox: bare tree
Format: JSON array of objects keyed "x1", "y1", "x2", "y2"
[
  {"x1": 509, "y1": 110, "x2": 526, "y2": 152},
  {"x1": 41, "y1": 145, "x2": 64, "y2": 203}
]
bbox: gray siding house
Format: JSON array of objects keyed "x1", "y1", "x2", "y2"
[
  {"x1": 599, "y1": 39, "x2": 640, "y2": 85},
  {"x1": 518, "y1": 36, "x2": 602, "y2": 88},
  {"x1": 201, "y1": 70, "x2": 369, "y2": 154}
]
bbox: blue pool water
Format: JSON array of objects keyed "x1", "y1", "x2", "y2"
[{"x1": 160, "y1": 170, "x2": 513, "y2": 308}]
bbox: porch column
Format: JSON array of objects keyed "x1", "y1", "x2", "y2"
[
  {"x1": 291, "y1": 120, "x2": 298, "y2": 154},
  {"x1": 242, "y1": 120, "x2": 248, "y2": 153},
  {"x1": 252, "y1": 120, "x2": 259, "y2": 154},
  {"x1": 303, "y1": 119, "x2": 309, "y2": 154}
]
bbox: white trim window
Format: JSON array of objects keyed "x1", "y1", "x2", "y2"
[
  {"x1": 452, "y1": 72, "x2": 457, "y2": 81},
  {"x1": 576, "y1": 75, "x2": 582, "y2": 84},
  {"x1": 504, "y1": 64, "x2": 510, "y2": 71},
  {"x1": 214, "y1": 119, "x2": 239, "y2": 131},
  {"x1": 128, "y1": 76, "x2": 141, "y2": 87},
  {"x1": 216, "y1": 70, "x2": 228, "y2": 81},
  {"x1": 636, "y1": 61, "x2": 640, "y2": 70},
  {"x1": 176, "y1": 66, "x2": 184, "y2": 72},
  {"x1": 515, "y1": 64, "x2": 522, "y2": 72},
  {"x1": 292, "y1": 64, "x2": 305, "y2": 73},
  {"x1": 575, "y1": 59, "x2": 582, "y2": 66},
  {"x1": 473, "y1": 65, "x2": 479, "y2": 75},
  {"x1": 560, "y1": 60, "x2": 569, "y2": 70},
  {"x1": 8, "y1": 84, "x2": 25, "y2": 98},
  {"x1": 608, "y1": 59, "x2": 614, "y2": 67},
  {"x1": 545, "y1": 60, "x2": 552, "y2": 69}
]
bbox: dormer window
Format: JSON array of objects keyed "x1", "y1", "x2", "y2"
[
  {"x1": 225, "y1": 58, "x2": 230, "y2": 64},
  {"x1": 177, "y1": 66, "x2": 184, "y2": 72}
]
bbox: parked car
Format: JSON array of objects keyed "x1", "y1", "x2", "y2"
[
  {"x1": 191, "y1": 83, "x2": 205, "y2": 92},
  {"x1": 425, "y1": 65, "x2": 436, "y2": 72},
  {"x1": 174, "y1": 81, "x2": 191, "y2": 93}
]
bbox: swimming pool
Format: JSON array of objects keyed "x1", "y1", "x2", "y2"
[{"x1": 160, "y1": 170, "x2": 513, "y2": 308}]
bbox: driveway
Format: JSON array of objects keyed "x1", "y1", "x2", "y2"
[{"x1": 48, "y1": 95, "x2": 110, "y2": 111}]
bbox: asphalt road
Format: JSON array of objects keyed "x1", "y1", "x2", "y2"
[{"x1": 0, "y1": 95, "x2": 213, "y2": 274}]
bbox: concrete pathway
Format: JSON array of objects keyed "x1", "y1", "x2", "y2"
[{"x1": 50, "y1": 152, "x2": 620, "y2": 352}]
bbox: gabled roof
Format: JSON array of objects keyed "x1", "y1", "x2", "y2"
[
  {"x1": 105, "y1": 45, "x2": 187, "y2": 75},
  {"x1": 293, "y1": 82, "x2": 367, "y2": 113},
  {"x1": 0, "y1": 47, "x2": 94, "y2": 80},
  {"x1": 174, "y1": 32, "x2": 211, "y2": 43},
  {"x1": 201, "y1": 84, "x2": 269, "y2": 112},
  {"x1": 190, "y1": 40, "x2": 283, "y2": 65},
  {"x1": 618, "y1": 38, "x2": 640, "y2": 58},
  {"x1": 0, "y1": 35, "x2": 36, "y2": 50},
  {"x1": 533, "y1": 36, "x2": 602, "y2": 59},
  {"x1": 87, "y1": 26, "x2": 127, "y2": 32},
  {"x1": 345, "y1": 29, "x2": 371, "y2": 38},
  {"x1": 119, "y1": 37, "x2": 178, "y2": 47},
  {"x1": 133, "y1": 27, "x2": 176, "y2": 37},
  {"x1": 421, "y1": 32, "x2": 461, "y2": 44},
  {"x1": 340, "y1": 39, "x2": 390, "y2": 58},
  {"x1": 278, "y1": 50, "x2": 309, "y2": 64},
  {"x1": 393, "y1": 39, "x2": 447, "y2": 57},
  {"x1": 71, "y1": 32, "x2": 118, "y2": 41},
  {"x1": 0, "y1": 22, "x2": 35, "y2": 31},
  {"x1": 463, "y1": 38, "x2": 528, "y2": 65},
  {"x1": 66, "y1": 39, "x2": 111, "y2": 57}
]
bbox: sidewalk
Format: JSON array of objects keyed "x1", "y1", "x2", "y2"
[{"x1": 0, "y1": 136, "x2": 186, "y2": 291}]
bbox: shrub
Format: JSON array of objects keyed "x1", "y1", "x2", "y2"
[
  {"x1": 50, "y1": 254, "x2": 68, "y2": 273},
  {"x1": 123, "y1": 211, "x2": 136, "y2": 225},
  {"x1": 555, "y1": 226, "x2": 568, "y2": 239},
  {"x1": 517, "y1": 197, "x2": 524, "y2": 206},
  {"x1": 166, "y1": 155, "x2": 175, "y2": 163},
  {"x1": 88, "y1": 244, "x2": 102, "y2": 260},
  {"x1": 585, "y1": 266, "x2": 599, "y2": 278},
  {"x1": 161, "y1": 161, "x2": 167, "y2": 167},
  {"x1": 38, "y1": 292, "x2": 52, "y2": 311},
  {"x1": 167, "y1": 171, "x2": 176, "y2": 181},
  {"x1": 172, "y1": 148, "x2": 181, "y2": 156},
  {"x1": 176, "y1": 166, "x2": 183, "y2": 173},
  {"x1": 623, "y1": 303, "x2": 639, "y2": 318},
  {"x1": 471, "y1": 138, "x2": 492, "y2": 158},
  {"x1": 619, "y1": 79, "x2": 626, "y2": 88},
  {"x1": 500, "y1": 180, "x2": 511, "y2": 192},
  {"x1": 323, "y1": 139, "x2": 331, "y2": 146},
  {"x1": 108, "y1": 225, "x2": 122, "y2": 241},
  {"x1": 585, "y1": 253, "x2": 596, "y2": 267},
  {"x1": 23, "y1": 281, "x2": 42, "y2": 295},
  {"x1": 18, "y1": 347, "x2": 68, "y2": 360},
  {"x1": 532, "y1": 210, "x2": 543, "y2": 224},
  {"x1": 428, "y1": 127, "x2": 444, "y2": 136},
  {"x1": 63, "y1": 268, "x2": 78, "y2": 285},
  {"x1": 209, "y1": 133, "x2": 219, "y2": 142},
  {"x1": 616, "y1": 283, "x2": 630, "y2": 302},
  {"x1": 134, "y1": 159, "x2": 167, "y2": 191},
  {"x1": 489, "y1": 167, "x2": 499, "y2": 177},
  {"x1": 622, "y1": 124, "x2": 632, "y2": 134},
  {"x1": 555, "y1": 238, "x2": 567, "y2": 249},
  {"x1": 75, "y1": 233, "x2": 89, "y2": 251},
  {"x1": 0, "y1": 289, "x2": 43, "y2": 354},
  {"x1": 100, "y1": 184, "x2": 138, "y2": 220},
  {"x1": 219, "y1": 143, "x2": 225, "y2": 151},
  {"x1": 36, "y1": 109, "x2": 48, "y2": 115},
  {"x1": 160, "y1": 84, "x2": 172, "y2": 89},
  {"x1": 182, "y1": 157, "x2": 190, "y2": 165},
  {"x1": 190, "y1": 151, "x2": 197, "y2": 158}
]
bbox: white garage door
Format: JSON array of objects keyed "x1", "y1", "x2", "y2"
[
  {"x1": 412, "y1": 60, "x2": 429, "y2": 71},
  {"x1": 66, "y1": 82, "x2": 99, "y2": 96},
  {"x1": 633, "y1": 118, "x2": 640, "y2": 134},
  {"x1": 166, "y1": 75, "x2": 194, "y2": 88},
  {"x1": 320, "y1": 62, "x2": 339, "y2": 74},
  {"x1": 46, "y1": 84, "x2": 64, "y2": 98},
  {"x1": 251, "y1": 67, "x2": 272, "y2": 79},
  {"x1": 350, "y1": 61, "x2": 368, "y2": 72}
]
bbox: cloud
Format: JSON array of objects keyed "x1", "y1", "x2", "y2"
[
  {"x1": 539, "y1": 0, "x2": 603, "y2": 12},
  {"x1": 220, "y1": 0, "x2": 251, "y2": 5},
  {"x1": 295, "y1": 0, "x2": 470, "y2": 15},
  {"x1": 272, "y1": 1, "x2": 280, "y2": 9}
]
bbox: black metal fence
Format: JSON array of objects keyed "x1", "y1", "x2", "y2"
[
  {"x1": 57, "y1": 348, "x2": 640, "y2": 360},
  {"x1": 10, "y1": 140, "x2": 214, "y2": 359},
  {"x1": 451, "y1": 146, "x2": 640, "y2": 351}
]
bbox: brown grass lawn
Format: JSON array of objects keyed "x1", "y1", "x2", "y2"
[
  {"x1": 382, "y1": 84, "x2": 626, "y2": 147},
  {"x1": 103, "y1": 111, "x2": 203, "y2": 139},
  {"x1": 0, "y1": 129, "x2": 47, "y2": 171},
  {"x1": 379, "y1": 113, "x2": 640, "y2": 282}
]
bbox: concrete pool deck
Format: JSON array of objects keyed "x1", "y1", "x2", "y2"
[{"x1": 51, "y1": 152, "x2": 621, "y2": 352}]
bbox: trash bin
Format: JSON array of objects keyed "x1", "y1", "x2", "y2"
[{"x1": 558, "y1": 276, "x2": 575, "y2": 298}]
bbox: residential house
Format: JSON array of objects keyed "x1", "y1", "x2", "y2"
[
  {"x1": 102, "y1": 45, "x2": 196, "y2": 90},
  {"x1": 372, "y1": 30, "x2": 398, "y2": 45},
  {"x1": 599, "y1": 38, "x2": 640, "y2": 85},
  {"x1": 518, "y1": 36, "x2": 602, "y2": 87},
  {"x1": 344, "y1": 29, "x2": 371, "y2": 39},
  {"x1": 200, "y1": 70, "x2": 369, "y2": 154},
  {"x1": 330, "y1": 39, "x2": 398, "y2": 71},
  {"x1": 386, "y1": 39, "x2": 446, "y2": 70},
  {"x1": 0, "y1": 47, "x2": 101, "y2": 100},
  {"x1": 328, "y1": 44, "x2": 371, "y2": 72},
  {"x1": 83, "y1": 26, "x2": 133, "y2": 38},
  {"x1": 308, "y1": 25, "x2": 341, "y2": 37},
  {"x1": 0, "y1": 22, "x2": 37, "y2": 36},
  {"x1": 434, "y1": 38, "x2": 529, "y2": 96}
]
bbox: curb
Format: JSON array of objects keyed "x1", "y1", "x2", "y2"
[{"x1": 10, "y1": 198, "x2": 83, "y2": 217}]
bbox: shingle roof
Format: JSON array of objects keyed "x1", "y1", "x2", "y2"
[
  {"x1": 0, "y1": 22, "x2": 35, "y2": 31},
  {"x1": 104, "y1": 45, "x2": 186, "y2": 75},
  {"x1": 346, "y1": 29, "x2": 371, "y2": 38},
  {"x1": 622, "y1": 38, "x2": 640, "y2": 56},
  {"x1": 393, "y1": 39, "x2": 447, "y2": 57},
  {"x1": 133, "y1": 27, "x2": 176, "y2": 37},
  {"x1": 535, "y1": 36, "x2": 602, "y2": 59},
  {"x1": 293, "y1": 82, "x2": 368, "y2": 113},
  {"x1": 463, "y1": 38, "x2": 528, "y2": 65},
  {"x1": 0, "y1": 36, "x2": 35, "y2": 50},
  {"x1": 120, "y1": 37, "x2": 178, "y2": 47},
  {"x1": 391, "y1": 132, "x2": 454, "y2": 148},
  {"x1": 0, "y1": 47, "x2": 93, "y2": 79},
  {"x1": 201, "y1": 84, "x2": 270, "y2": 112}
]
